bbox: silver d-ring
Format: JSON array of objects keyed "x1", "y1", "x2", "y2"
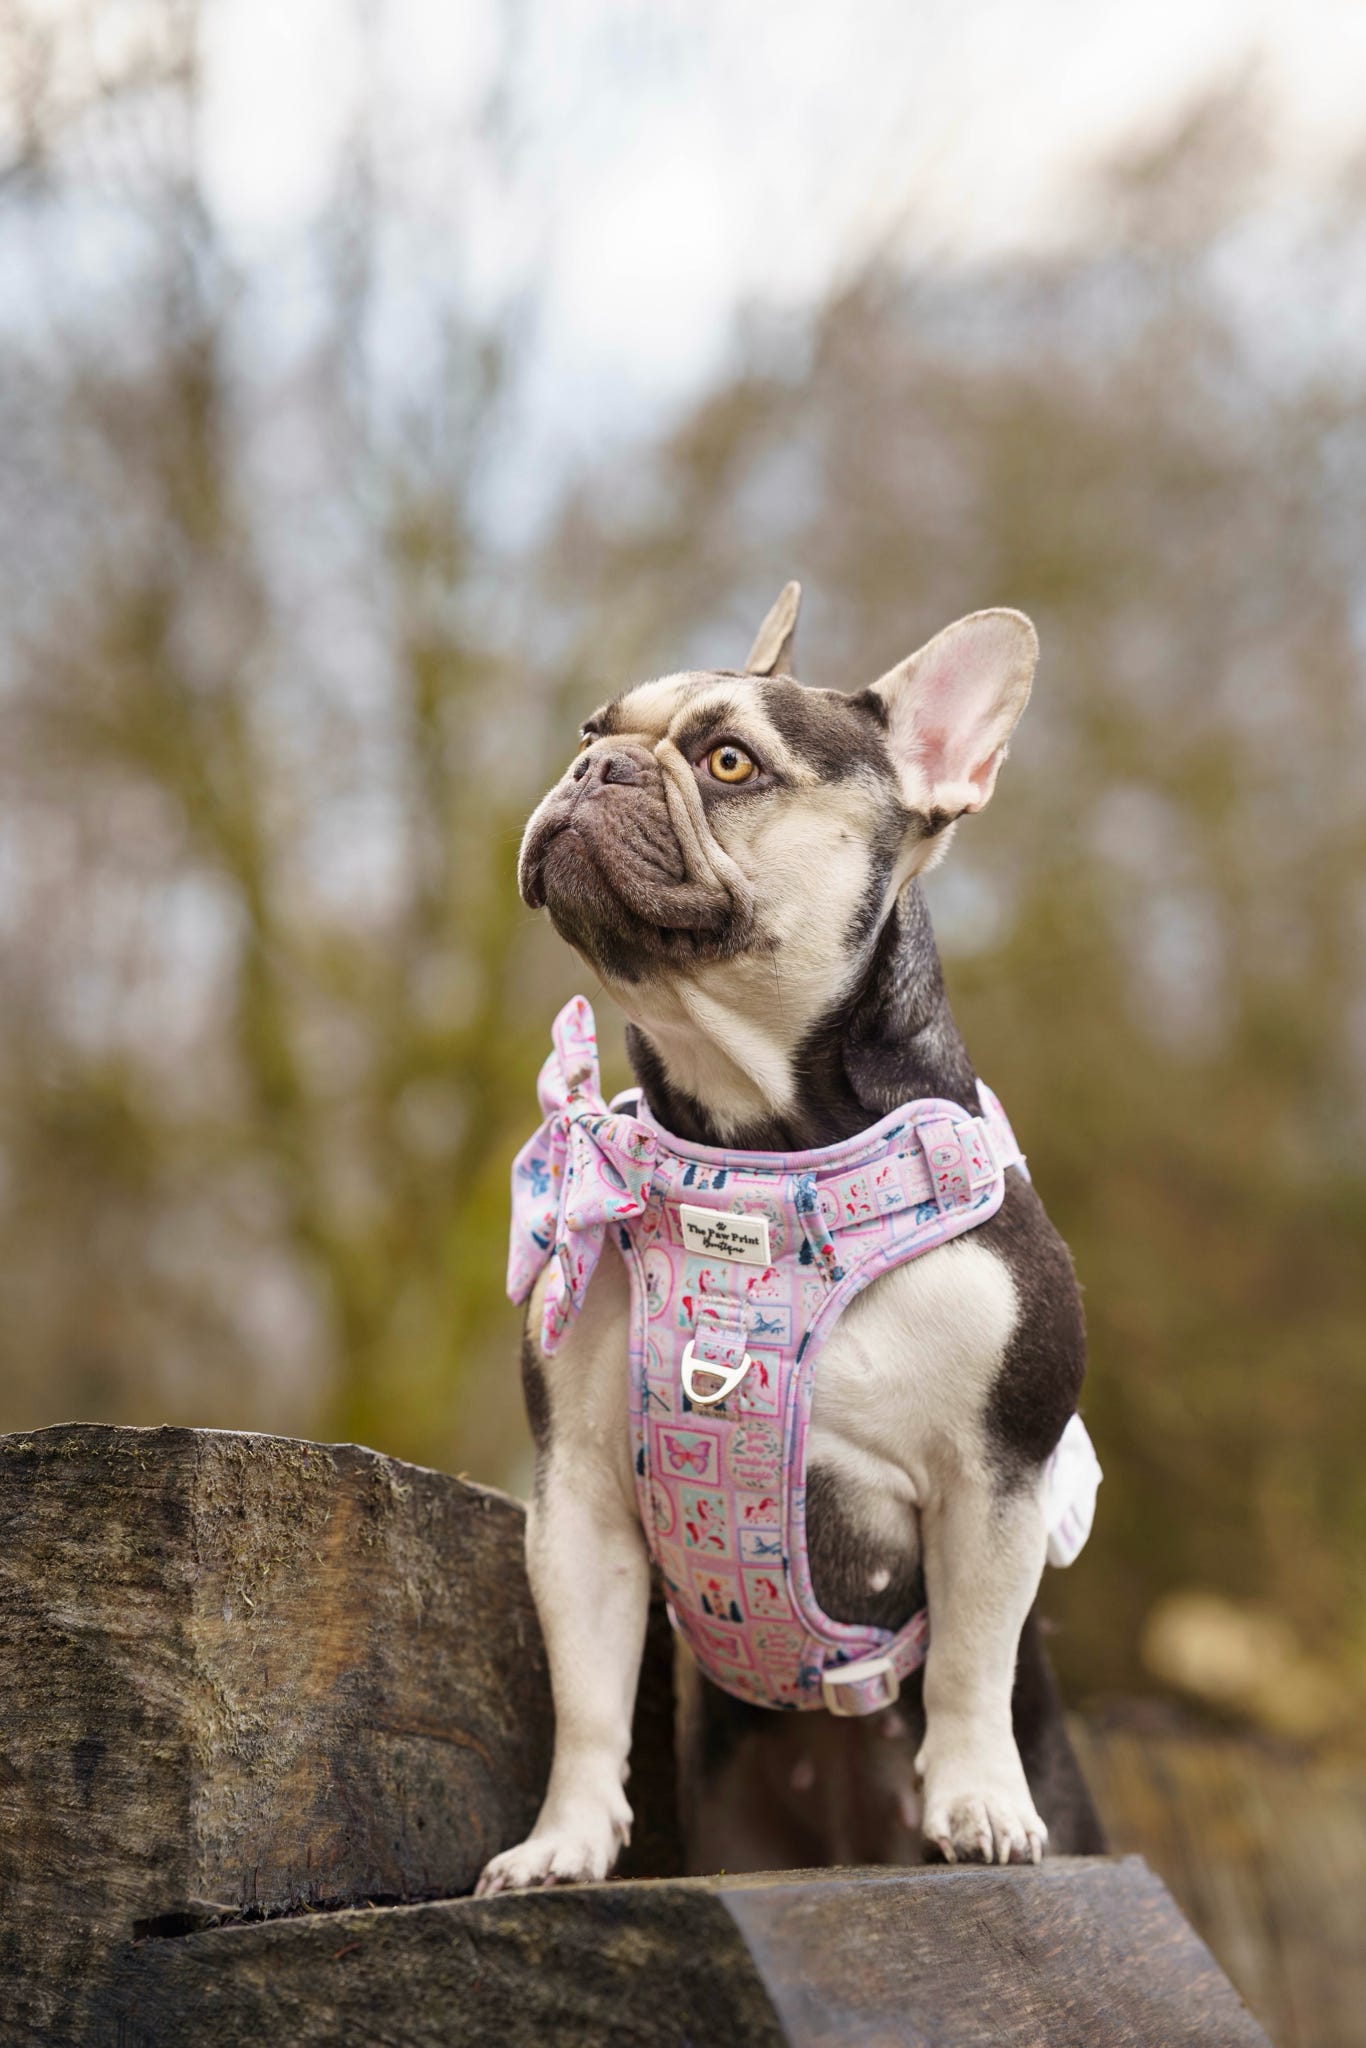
[{"x1": 681, "y1": 1340, "x2": 753, "y2": 1408}]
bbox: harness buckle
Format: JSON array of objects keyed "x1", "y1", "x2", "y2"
[
  {"x1": 681, "y1": 1340, "x2": 754, "y2": 1408},
  {"x1": 821, "y1": 1654, "x2": 900, "y2": 1716}
]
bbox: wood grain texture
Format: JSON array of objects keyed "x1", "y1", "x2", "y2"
[
  {"x1": 0, "y1": 1423, "x2": 679, "y2": 2045},
  {"x1": 96, "y1": 1861, "x2": 1269, "y2": 2048},
  {"x1": 725, "y1": 1858, "x2": 1272, "y2": 2048},
  {"x1": 104, "y1": 1883, "x2": 787, "y2": 2048},
  {"x1": 0, "y1": 1424, "x2": 1289, "y2": 2048}
]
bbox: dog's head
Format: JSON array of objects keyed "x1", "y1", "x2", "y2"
[{"x1": 520, "y1": 588, "x2": 1037, "y2": 1116}]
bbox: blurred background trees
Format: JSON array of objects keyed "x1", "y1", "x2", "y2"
[{"x1": 1, "y1": 3, "x2": 1363, "y2": 1741}]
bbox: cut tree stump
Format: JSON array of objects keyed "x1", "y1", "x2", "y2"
[
  {"x1": 0, "y1": 1423, "x2": 678, "y2": 2044},
  {"x1": 0, "y1": 1425, "x2": 1272, "y2": 2048}
]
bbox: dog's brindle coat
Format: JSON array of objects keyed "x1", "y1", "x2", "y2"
[{"x1": 478, "y1": 593, "x2": 1103, "y2": 1894}]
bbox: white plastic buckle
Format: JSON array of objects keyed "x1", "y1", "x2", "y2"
[
  {"x1": 681, "y1": 1340, "x2": 753, "y2": 1408},
  {"x1": 820, "y1": 1654, "x2": 900, "y2": 1717}
]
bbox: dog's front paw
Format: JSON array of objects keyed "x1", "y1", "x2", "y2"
[
  {"x1": 475, "y1": 1792, "x2": 631, "y2": 1896},
  {"x1": 918, "y1": 1746, "x2": 1047, "y2": 1866}
]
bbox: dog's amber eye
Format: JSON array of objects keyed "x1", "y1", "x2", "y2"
[
  {"x1": 577, "y1": 733, "x2": 593, "y2": 753},
  {"x1": 708, "y1": 744, "x2": 755, "y2": 784}
]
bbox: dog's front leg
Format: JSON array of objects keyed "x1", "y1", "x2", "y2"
[
  {"x1": 476, "y1": 1252, "x2": 649, "y2": 1894},
  {"x1": 915, "y1": 1465, "x2": 1049, "y2": 1864}
]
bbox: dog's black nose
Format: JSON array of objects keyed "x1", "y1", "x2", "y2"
[{"x1": 573, "y1": 746, "x2": 650, "y2": 788}]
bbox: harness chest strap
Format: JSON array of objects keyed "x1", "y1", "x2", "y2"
[{"x1": 508, "y1": 996, "x2": 1102, "y2": 1718}]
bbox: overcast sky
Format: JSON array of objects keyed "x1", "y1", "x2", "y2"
[
  {"x1": 191, "y1": 0, "x2": 1366, "y2": 431},
  {"x1": 4, "y1": 0, "x2": 1363, "y2": 465}
]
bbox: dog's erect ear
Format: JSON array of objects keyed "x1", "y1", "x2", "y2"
[
  {"x1": 866, "y1": 608, "x2": 1038, "y2": 818},
  {"x1": 744, "y1": 581, "x2": 801, "y2": 677}
]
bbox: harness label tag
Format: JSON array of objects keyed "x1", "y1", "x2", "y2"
[{"x1": 679, "y1": 1203, "x2": 772, "y2": 1266}]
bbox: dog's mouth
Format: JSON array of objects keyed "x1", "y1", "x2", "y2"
[{"x1": 521, "y1": 778, "x2": 752, "y2": 977}]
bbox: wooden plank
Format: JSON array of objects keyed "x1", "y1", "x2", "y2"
[
  {"x1": 725, "y1": 1858, "x2": 1272, "y2": 2048},
  {"x1": 0, "y1": 1423, "x2": 679, "y2": 2046},
  {"x1": 98, "y1": 1861, "x2": 1269, "y2": 2048},
  {"x1": 105, "y1": 1883, "x2": 787, "y2": 2048}
]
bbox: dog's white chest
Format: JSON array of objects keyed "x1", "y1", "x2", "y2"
[{"x1": 807, "y1": 1235, "x2": 1020, "y2": 1504}]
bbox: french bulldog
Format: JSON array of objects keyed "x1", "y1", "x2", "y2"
[{"x1": 477, "y1": 585, "x2": 1103, "y2": 1893}]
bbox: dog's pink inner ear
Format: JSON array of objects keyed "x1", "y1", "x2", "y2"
[{"x1": 869, "y1": 608, "x2": 1038, "y2": 819}]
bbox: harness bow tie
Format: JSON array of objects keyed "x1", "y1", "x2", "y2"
[{"x1": 507, "y1": 996, "x2": 657, "y2": 1353}]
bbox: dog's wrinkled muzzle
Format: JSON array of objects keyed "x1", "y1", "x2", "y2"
[{"x1": 518, "y1": 739, "x2": 754, "y2": 955}]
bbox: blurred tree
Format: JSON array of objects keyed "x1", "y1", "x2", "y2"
[
  {"x1": 0, "y1": 0, "x2": 590, "y2": 1477},
  {"x1": 544, "y1": 87, "x2": 1366, "y2": 1710},
  {"x1": 0, "y1": 8, "x2": 1362, "y2": 1722}
]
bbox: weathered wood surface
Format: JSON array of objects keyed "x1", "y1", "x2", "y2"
[
  {"x1": 98, "y1": 1859, "x2": 1269, "y2": 2048},
  {"x1": 0, "y1": 1424, "x2": 1287, "y2": 2048},
  {"x1": 1076, "y1": 1716, "x2": 1366, "y2": 2048},
  {"x1": 728, "y1": 1858, "x2": 1272, "y2": 2048},
  {"x1": 0, "y1": 1423, "x2": 678, "y2": 2045}
]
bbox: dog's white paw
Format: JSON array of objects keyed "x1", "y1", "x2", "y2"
[
  {"x1": 918, "y1": 1748, "x2": 1047, "y2": 1865},
  {"x1": 475, "y1": 1793, "x2": 631, "y2": 1896}
]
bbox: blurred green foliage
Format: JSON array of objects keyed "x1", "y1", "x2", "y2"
[{"x1": 0, "y1": 24, "x2": 1362, "y2": 1728}]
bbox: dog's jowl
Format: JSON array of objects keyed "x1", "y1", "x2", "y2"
[{"x1": 477, "y1": 587, "x2": 1105, "y2": 1894}]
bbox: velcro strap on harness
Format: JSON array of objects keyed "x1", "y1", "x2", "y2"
[
  {"x1": 817, "y1": 1111, "x2": 1002, "y2": 1235},
  {"x1": 916, "y1": 1115, "x2": 984, "y2": 1213}
]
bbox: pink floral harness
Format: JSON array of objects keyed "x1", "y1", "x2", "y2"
[{"x1": 508, "y1": 998, "x2": 1100, "y2": 1717}]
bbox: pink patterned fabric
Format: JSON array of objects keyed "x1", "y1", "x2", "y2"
[
  {"x1": 509, "y1": 997, "x2": 1101, "y2": 1716},
  {"x1": 507, "y1": 996, "x2": 658, "y2": 1354}
]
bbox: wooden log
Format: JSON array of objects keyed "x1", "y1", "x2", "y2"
[
  {"x1": 99, "y1": 1859, "x2": 1269, "y2": 2048},
  {"x1": 0, "y1": 1424, "x2": 1277, "y2": 2048},
  {"x1": 0, "y1": 1422, "x2": 679, "y2": 2046}
]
